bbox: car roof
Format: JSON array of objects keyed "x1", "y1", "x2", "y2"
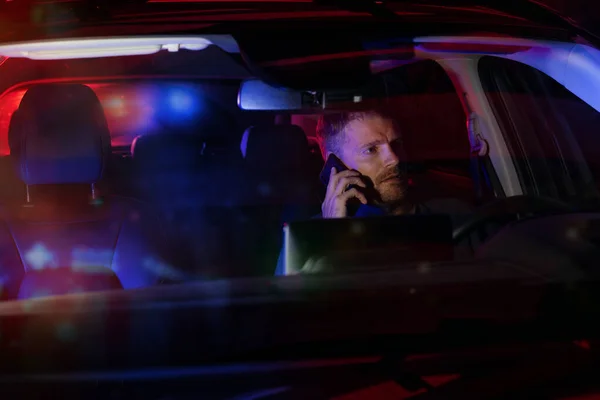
[{"x1": 0, "y1": 0, "x2": 595, "y2": 45}]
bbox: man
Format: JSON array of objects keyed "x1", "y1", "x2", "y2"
[
  {"x1": 318, "y1": 109, "x2": 414, "y2": 218},
  {"x1": 274, "y1": 109, "x2": 472, "y2": 275}
]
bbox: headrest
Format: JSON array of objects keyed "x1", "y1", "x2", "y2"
[
  {"x1": 132, "y1": 133, "x2": 242, "y2": 207},
  {"x1": 9, "y1": 84, "x2": 110, "y2": 185},
  {"x1": 241, "y1": 124, "x2": 309, "y2": 170},
  {"x1": 132, "y1": 134, "x2": 204, "y2": 170}
]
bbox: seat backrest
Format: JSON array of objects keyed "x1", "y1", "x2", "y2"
[
  {"x1": 131, "y1": 133, "x2": 245, "y2": 278},
  {"x1": 241, "y1": 124, "x2": 319, "y2": 211},
  {"x1": 238, "y1": 124, "x2": 320, "y2": 276},
  {"x1": 132, "y1": 133, "x2": 205, "y2": 208},
  {"x1": 2, "y1": 84, "x2": 174, "y2": 299}
]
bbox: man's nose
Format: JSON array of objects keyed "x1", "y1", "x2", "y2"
[{"x1": 381, "y1": 144, "x2": 400, "y2": 167}]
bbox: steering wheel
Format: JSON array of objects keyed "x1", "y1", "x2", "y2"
[{"x1": 452, "y1": 194, "x2": 572, "y2": 244}]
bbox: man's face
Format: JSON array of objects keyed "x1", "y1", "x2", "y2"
[{"x1": 336, "y1": 114, "x2": 408, "y2": 205}]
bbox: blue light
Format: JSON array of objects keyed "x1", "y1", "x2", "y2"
[
  {"x1": 155, "y1": 84, "x2": 210, "y2": 132},
  {"x1": 165, "y1": 86, "x2": 199, "y2": 120},
  {"x1": 168, "y1": 90, "x2": 193, "y2": 111}
]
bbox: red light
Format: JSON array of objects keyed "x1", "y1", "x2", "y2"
[
  {"x1": 574, "y1": 339, "x2": 591, "y2": 350},
  {"x1": 0, "y1": 88, "x2": 26, "y2": 155}
]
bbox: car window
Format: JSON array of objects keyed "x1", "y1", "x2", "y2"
[
  {"x1": 4, "y1": 37, "x2": 600, "y2": 299},
  {"x1": 382, "y1": 60, "x2": 471, "y2": 176},
  {"x1": 479, "y1": 56, "x2": 600, "y2": 204},
  {"x1": 379, "y1": 59, "x2": 474, "y2": 204}
]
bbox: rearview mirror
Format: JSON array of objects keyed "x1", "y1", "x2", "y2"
[
  {"x1": 238, "y1": 78, "x2": 388, "y2": 111},
  {"x1": 238, "y1": 80, "x2": 307, "y2": 111}
]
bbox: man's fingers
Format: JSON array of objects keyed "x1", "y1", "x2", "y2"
[
  {"x1": 328, "y1": 169, "x2": 361, "y2": 192},
  {"x1": 329, "y1": 166, "x2": 337, "y2": 179},
  {"x1": 335, "y1": 169, "x2": 362, "y2": 178},
  {"x1": 323, "y1": 168, "x2": 365, "y2": 218},
  {"x1": 327, "y1": 170, "x2": 362, "y2": 196},
  {"x1": 334, "y1": 176, "x2": 367, "y2": 195},
  {"x1": 338, "y1": 188, "x2": 368, "y2": 205},
  {"x1": 325, "y1": 167, "x2": 338, "y2": 197}
]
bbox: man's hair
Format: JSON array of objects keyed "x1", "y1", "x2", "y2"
[{"x1": 315, "y1": 109, "x2": 397, "y2": 158}]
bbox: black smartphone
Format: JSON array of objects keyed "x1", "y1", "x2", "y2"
[
  {"x1": 319, "y1": 154, "x2": 364, "y2": 216},
  {"x1": 319, "y1": 154, "x2": 349, "y2": 186}
]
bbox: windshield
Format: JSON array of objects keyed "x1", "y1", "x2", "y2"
[
  {"x1": 0, "y1": 32, "x2": 597, "y2": 298},
  {"x1": 4, "y1": 2, "x2": 600, "y2": 395}
]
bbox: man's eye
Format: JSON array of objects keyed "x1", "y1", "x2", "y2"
[{"x1": 363, "y1": 146, "x2": 376, "y2": 155}]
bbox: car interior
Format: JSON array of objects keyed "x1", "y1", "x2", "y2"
[
  {"x1": 2, "y1": 5, "x2": 600, "y2": 391},
  {"x1": 0, "y1": 42, "x2": 481, "y2": 299},
  {"x1": 3, "y1": 0, "x2": 600, "y2": 394},
  {"x1": 1, "y1": 32, "x2": 600, "y2": 300}
]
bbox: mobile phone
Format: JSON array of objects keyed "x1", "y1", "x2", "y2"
[
  {"x1": 319, "y1": 154, "x2": 349, "y2": 186},
  {"x1": 319, "y1": 154, "x2": 363, "y2": 215}
]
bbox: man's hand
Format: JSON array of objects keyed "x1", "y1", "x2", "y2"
[{"x1": 321, "y1": 167, "x2": 368, "y2": 218}]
